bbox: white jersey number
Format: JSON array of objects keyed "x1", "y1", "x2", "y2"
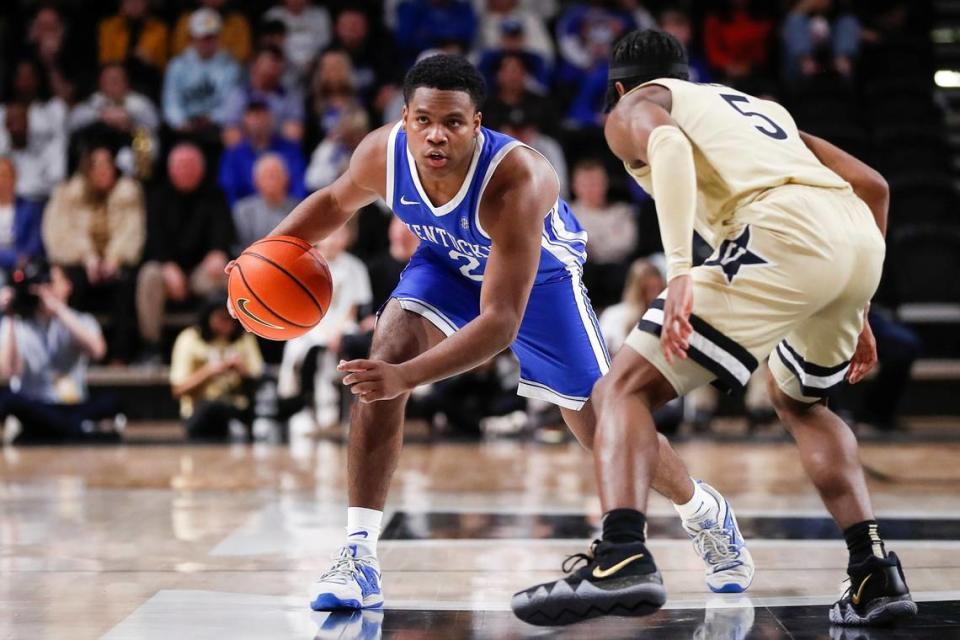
[{"x1": 449, "y1": 250, "x2": 484, "y2": 282}]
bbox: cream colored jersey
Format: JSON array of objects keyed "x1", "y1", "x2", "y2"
[
  {"x1": 617, "y1": 79, "x2": 887, "y2": 403},
  {"x1": 623, "y1": 78, "x2": 852, "y2": 247}
]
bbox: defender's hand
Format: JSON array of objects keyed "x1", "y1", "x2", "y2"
[
  {"x1": 661, "y1": 274, "x2": 694, "y2": 365},
  {"x1": 338, "y1": 358, "x2": 412, "y2": 403},
  {"x1": 847, "y1": 314, "x2": 877, "y2": 384}
]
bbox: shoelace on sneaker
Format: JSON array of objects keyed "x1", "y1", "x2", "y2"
[
  {"x1": 692, "y1": 526, "x2": 740, "y2": 567},
  {"x1": 318, "y1": 547, "x2": 377, "y2": 585},
  {"x1": 561, "y1": 540, "x2": 599, "y2": 574}
]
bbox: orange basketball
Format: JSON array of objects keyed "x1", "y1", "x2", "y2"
[{"x1": 228, "y1": 235, "x2": 333, "y2": 341}]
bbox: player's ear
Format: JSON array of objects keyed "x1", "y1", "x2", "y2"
[
  {"x1": 616, "y1": 81, "x2": 626, "y2": 98},
  {"x1": 400, "y1": 105, "x2": 408, "y2": 130},
  {"x1": 474, "y1": 110, "x2": 482, "y2": 135}
]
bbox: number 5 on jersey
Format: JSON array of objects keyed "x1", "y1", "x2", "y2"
[{"x1": 721, "y1": 94, "x2": 788, "y2": 141}]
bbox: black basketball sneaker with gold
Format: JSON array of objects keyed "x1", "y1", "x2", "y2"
[
  {"x1": 511, "y1": 540, "x2": 666, "y2": 626},
  {"x1": 829, "y1": 551, "x2": 917, "y2": 625}
]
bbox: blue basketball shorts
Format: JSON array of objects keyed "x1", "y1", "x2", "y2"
[{"x1": 387, "y1": 255, "x2": 610, "y2": 410}]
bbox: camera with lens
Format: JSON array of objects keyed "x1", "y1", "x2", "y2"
[{"x1": 6, "y1": 260, "x2": 51, "y2": 317}]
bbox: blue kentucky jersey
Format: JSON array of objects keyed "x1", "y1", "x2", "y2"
[{"x1": 385, "y1": 122, "x2": 587, "y2": 285}]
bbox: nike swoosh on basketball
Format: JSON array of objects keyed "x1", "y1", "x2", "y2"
[
  {"x1": 400, "y1": 195, "x2": 419, "y2": 205},
  {"x1": 592, "y1": 554, "x2": 645, "y2": 579},
  {"x1": 236, "y1": 298, "x2": 284, "y2": 330},
  {"x1": 851, "y1": 574, "x2": 871, "y2": 605}
]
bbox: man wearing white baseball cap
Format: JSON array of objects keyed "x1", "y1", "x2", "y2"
[{"x1": 162, "y1": 8, "x2": 241, "y2": 136}]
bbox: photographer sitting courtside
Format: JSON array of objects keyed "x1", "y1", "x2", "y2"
[{"x1": 0, "y1": 260, "x2": 122, "y2": 444}]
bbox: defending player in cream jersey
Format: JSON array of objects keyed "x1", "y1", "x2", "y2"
[{"x1": 513, "y1": 29, "x2": 917, "y2": 629}]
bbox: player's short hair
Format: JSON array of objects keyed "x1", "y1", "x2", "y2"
[
  {"x1": 402, "y1": 54, "x2": 487, "y2": 110},
  {"x1": 605, "y1": 29, "x2": 689, "y2": 111}
]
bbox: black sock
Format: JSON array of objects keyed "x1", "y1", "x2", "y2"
[
  {"x1": 844, "y1": 520, "x2": 886, "y2": 566},
  {"x1": 601, "y1": 508, "x2": 647, "y2": 544}
]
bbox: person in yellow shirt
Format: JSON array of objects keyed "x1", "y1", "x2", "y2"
[
  {"x1": 99, "y1": 0, "x2": 169, "y2": 95},
  {"x1": 513, "y1": 29, "x2": 915, "y2": 629},
  {"x1": 170, "y1": 0, "x2": 252, "y2": 63},
  {"x1": 170, "y1": 295, "x2": 264, "y2": 441}
]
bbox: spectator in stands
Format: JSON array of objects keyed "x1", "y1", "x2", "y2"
[
  {"x1": 599, "y1": 258, "x2": 664, "y2": 355},
  {"x1": 0, "y1": 60, "x2": 67, "y2": 203},
  {"x1": 395, "y1": 0, "x2": 478, "y2": 63},
  {"x1": 500, "y1": 105, "x2": 568, "y2": 197},
  {"x1": 657, "y1": 5, "x2": 712, "y2": 83},
  {"x1": 855, "y1": 308, "x2": 922, "y2": 431},
  {"x1": 0, "y1": 157, "x2": 44, "y2": 276},
  {"x1": 98, "y1": 0, "x2": 169, "y2": 99},
  {"x1": 0, "y1": 259, "x2": 122, "y2": 444},
  {"x1": 162, "y1": 8, "x2": 242, "y2": 138},
  {"x1": 482, "y1": 53, "x2": 557, "y2": 136},
  {"x1": 306, "y1": 105, "x2": 370, "y2": 191},
  {"x1": 477, "y1": 19, "x2": 551, "y2": 93},
  {"x1": 554, "y1": 1, "x2": 633, "y2": 90},
  {"x1": 232, "y1": 154, "x2": 297, "y2": 252},
  {"x1": 704, "y1": 0, "x2": 774, "y2": 83},
  {"x1": 170, "y1": 294, "x2": 263, "y2": 441},
  {"x1": 171, "y1": 0, "x2": 252, "y2": 63},
  {"x1": 137, "y1": 144, "x2": 232, "y2": 362},
  {"x1": 41, "y1": 146, "x2": 143, "y2": 363},
  {"x1": 222, "y1": 46, "x2": 303, "y2": 147},
  {"x1": 480, "y1": 0, "x2": 555, "y2": 65},
  {"x1": 326, "y1": 8, "x2": 396, "y2": 109},
  {"x1": 264, "y1": 0, "x2": 332, "y2": 85},
  {"x1": 571, "y1": 158, "x2": 637, "y2": 309},
  {"x1": 307, "y1": 50, "x2": 360, "y2": 146},
  {"x1": 277, "y1": 222, "x2": 371, "y2": 430},
  {"x1": 218, "y1": 101, "x2": 306, "y2": 206},
  {"x1": 68, "y1": 63, "x2": 160, "y2": 174},
  {"x1": 782, "y1": 0, "x2": 861, "y2": 83},
  {"x1": 24, "y1": 5, "x2": 88, "y2": 105},
  {"x1": 617, "y1": 0, "x2": 656, "y2": 31}
]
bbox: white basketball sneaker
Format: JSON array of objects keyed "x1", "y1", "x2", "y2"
[
  {"x1": 310, "y1": 545, "x2": 384, "y2": 610},
  {"x1": 682, "y1": 481, "x2": 755, "y2": 593}
]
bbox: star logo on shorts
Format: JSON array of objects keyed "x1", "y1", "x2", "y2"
[{"x1": 703, "y1": 226, "x2": 770, "y2": 283}]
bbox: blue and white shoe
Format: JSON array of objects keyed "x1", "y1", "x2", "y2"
[
  {"x1": 682, "y1": 482, "x2": 755, "y2": 593},
  {"x1": 310, "y1": 545, "x2": 384, "y2": 611}
]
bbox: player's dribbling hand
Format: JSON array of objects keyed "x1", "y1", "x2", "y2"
[
  {"x1": 661, "y1": 274, "x2": 694, "y2": 365},
  {"x1": 338, "y1": 358, "x2": 412, "y2": 403},
  {"x1": 847, "y1": 313, "x2": 877, "y2": 384},
  {"x1": 223, "y1": 260, "x2": 239, "y2": 320}
]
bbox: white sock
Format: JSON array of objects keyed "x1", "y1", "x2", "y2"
[
  {"x1": 346, "y1": 507, "x2": 383, "y2": 558},
  {"x1": 673, "y1": 478, "x2": 719, "y2": 522}
]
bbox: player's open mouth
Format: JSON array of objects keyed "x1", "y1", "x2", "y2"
[{"x1": 425, "y1": 151, "x2": 447, "y2": 167}]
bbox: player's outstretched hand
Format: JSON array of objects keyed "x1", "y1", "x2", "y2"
[
  {"x1": 338, "y1": 358, "x2": 413, "y2": 403},
  {"x1": 661, "y1": 274, "x2": 694, "y2": 365},
  {"x1": 847, "y1": 314, "x2": 877, "y2": 384}
]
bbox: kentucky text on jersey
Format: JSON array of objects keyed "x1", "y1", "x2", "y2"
[{"x1": 404, "y1": 223, "x2": 492, "y2": 260}]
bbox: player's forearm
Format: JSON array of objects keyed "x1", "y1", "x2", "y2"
[
  {"x1": 799, "y1": 131, "x2": 889, "y2": 236},
  {"x1": 649, "y1": 125, "x2": 698, "y2": 280},
  {"x1": 398, "y1": 312, "x2": 517, "y2": 388},
  {"x1": 268, "y1": 188, "x2": 354, "y2": 246}
]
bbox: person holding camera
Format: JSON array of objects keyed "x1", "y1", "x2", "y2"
[{"x1": 0, "y1": 260, "x2": 122, "y2": 444}]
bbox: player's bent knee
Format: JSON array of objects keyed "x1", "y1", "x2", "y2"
[{"x1": 592, "y1": 354, "x2": 675, "y2": 413}]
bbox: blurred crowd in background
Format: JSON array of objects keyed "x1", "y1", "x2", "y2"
[{"x1": 0, "y1": 0, "x2": 941, "y2": 444}]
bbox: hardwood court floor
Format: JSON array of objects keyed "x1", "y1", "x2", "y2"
[{"x1": 2, "y1": 436, "x2": 960, "y2": 639}]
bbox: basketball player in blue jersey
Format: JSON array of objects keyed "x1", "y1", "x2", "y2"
[{"x1": 229, "y1": 54, "x2": 753, "y2": 612}]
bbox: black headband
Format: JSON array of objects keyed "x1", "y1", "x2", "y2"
[{"x1": 607, "y1": 62, "x2": 689, "y2": 81}]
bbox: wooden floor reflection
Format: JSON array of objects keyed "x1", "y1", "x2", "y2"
[{"x1": 2, "y1": 436, "x2": 960, "y2": 639}]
